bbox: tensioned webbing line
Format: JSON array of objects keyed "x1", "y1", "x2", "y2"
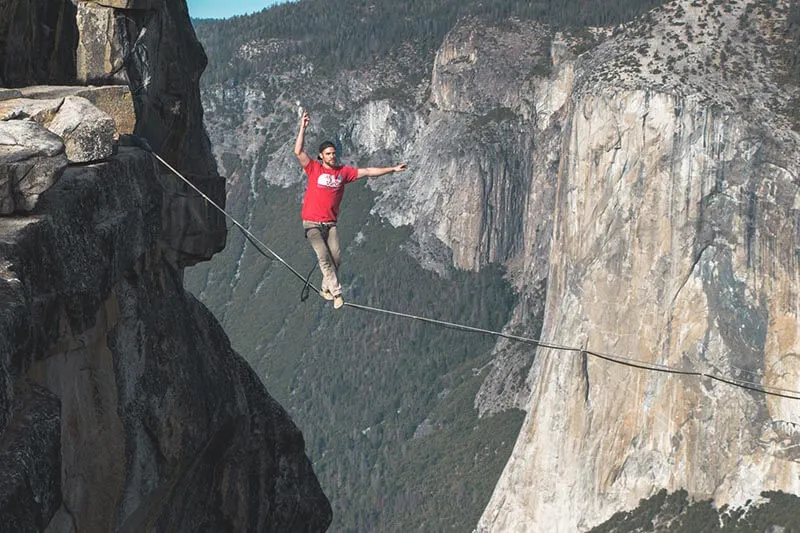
[
  {"x1": 153, "y1": 153, "x2": 314, "y2": 288},
  {"x1": 345, "y1": 301, "x2": 800, "y2": 400},
  {"x1": 152, "y1": 151, "x2": 800, "y2": 402}
]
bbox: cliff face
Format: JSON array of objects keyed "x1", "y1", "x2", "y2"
[
  {"x1": 475, "y1": 1, "x2": 800, "y2": 530},
  {"x1": 480, "y1": 91, "x2": 800, "y2": 531},
  {"x1": 361, "y1": 20, "x2": 564, "y2": 416},
  {"x1": 0, "y1": 1, "x2": 329, "y2": 531}
]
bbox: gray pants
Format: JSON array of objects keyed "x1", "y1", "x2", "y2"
[{"x1": 303, "y1": 220, "x2": 342, "y2": 297}]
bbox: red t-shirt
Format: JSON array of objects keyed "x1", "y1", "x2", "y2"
[{"x1": 301, "y1": 159, "x2": 359, "y2": 222}]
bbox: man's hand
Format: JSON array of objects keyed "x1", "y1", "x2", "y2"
[
  {"x1": 294, "y1": 110, "x2": 311, "y2": 168},
  {"x1": 393, "y1": 163, "x2": 408, "y2": 173}
]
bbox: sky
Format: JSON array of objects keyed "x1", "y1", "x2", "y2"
[{"x1": 186, "y1": 0, "x2": 288, "y2": 19}]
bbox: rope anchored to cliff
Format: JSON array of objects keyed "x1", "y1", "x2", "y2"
[
  {"x1": 150, "y1": 151, "x2": 313, "y2": 289},
  {"x1": 149, "y1": 148, "x2": 800, "y2": 403}
]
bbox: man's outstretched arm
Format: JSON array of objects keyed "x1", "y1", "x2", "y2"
[
  {"x1": 356, "y1": 163, "x2": 408, "y2": 179},
  {"x1": 294, "y1": 111, "x2": 311, "y2": 168}
]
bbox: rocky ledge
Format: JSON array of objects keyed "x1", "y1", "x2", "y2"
[
  {"x1": 0, "y1": 0, "x2": 332, "y2": 528},
  {"x1": 0, "y1": 90, "x2": 331, "y2": 531}
]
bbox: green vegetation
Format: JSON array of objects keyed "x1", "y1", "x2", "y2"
[
  {"x1": 193, "y1": 0, "x2": 669, "y2": 85},
  {"x1": 186, "y1": 175, "x2": 524, "y2": 531},
  {"x1": 591, "y1": 489, "x2": 800, "y2": 532}
]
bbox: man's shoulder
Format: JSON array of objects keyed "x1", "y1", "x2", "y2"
[
  {"x1": 305, "y1": 159, "x2": 323, "y2": 173},
  {"x1": 337, "y1": 164, "x2": 358, "y2": 178}
]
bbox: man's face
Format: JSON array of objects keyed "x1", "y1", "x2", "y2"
[{"x1": 319, "y1": 147, "x2": 337, "y2": 167}]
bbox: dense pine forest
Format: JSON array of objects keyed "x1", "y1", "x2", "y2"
[{"x1": 193, "y1": 0, "x2": 668, "y2": 83}]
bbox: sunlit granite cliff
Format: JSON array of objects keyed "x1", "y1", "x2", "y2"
[{"x1": 475, "y1": 1, "x2": 800, "y2": 530}]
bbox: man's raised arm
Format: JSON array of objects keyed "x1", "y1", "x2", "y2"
[
  {"x1": 356, "y1": 163, "x2": 408, "y2": 179},
  {"x1": 294, "y1": 110, "x2": 311, "y2": 168}
]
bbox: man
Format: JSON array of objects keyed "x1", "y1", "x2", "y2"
[{"x1": 294, "y1": 110, "x2": 407, "y2": 309}]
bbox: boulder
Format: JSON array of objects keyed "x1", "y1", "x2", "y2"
[
  {"x1": 0, "y1": 121, "x2": 67, "y2": 214},
  {"x1": 18, "y1": 85, "x2": 136, "y2": 135},
  {"x1": 76, "y1": 85, "x2": 135, "y2": 135},
  {"x1": 0, "y1": 95, "x2": 117, "y2": 163},
  {"x1": 46, "y1": 96, "x2": 116, "y2": 163}
]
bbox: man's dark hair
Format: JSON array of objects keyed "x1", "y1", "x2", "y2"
[{"x1": 317, "y1": 141, "x2": 336, "y2": 160}]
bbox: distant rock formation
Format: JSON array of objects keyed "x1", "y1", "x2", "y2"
[
  {"x1": 0, "y1": 0, "x2": 331, "y2": 531},
  {"x1": 475, "y1": 1, "x2": 800, "y2": 530}
]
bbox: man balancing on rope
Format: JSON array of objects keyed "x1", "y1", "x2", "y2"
[{"x1": 294, "y1": 109, "x2": 407, "y2": 309}]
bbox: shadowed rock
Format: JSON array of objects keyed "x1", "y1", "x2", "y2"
[
  {"x1": 0, "y1": 120, "x2": 67, "y2": 214},
  {"x1": 0, "y1": 0, "x2": 78, "y2": 87},
  {"x1": 0, "y1": 380, "x2": 60, "y2": 533}
]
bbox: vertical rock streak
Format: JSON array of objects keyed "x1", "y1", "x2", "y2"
[{"x1": 481, "y1": 86, "x2": 800, "y2": 530}]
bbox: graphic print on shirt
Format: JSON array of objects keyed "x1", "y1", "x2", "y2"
[{"x1": 317, "y1": 173, "x2": 342, "y2": 189}]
